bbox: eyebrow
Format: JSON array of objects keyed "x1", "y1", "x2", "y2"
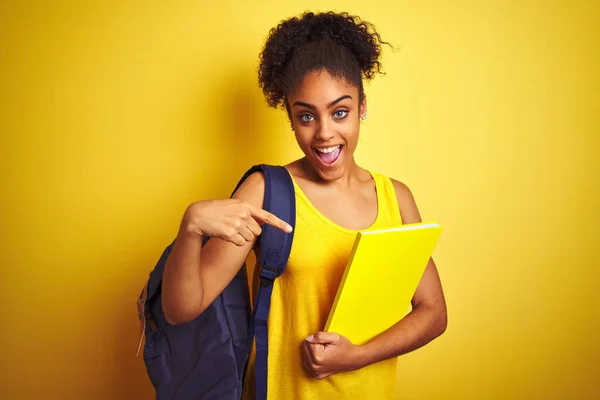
[{"x1": 292, "y1": 95, "x2": 352, "y2": 109}]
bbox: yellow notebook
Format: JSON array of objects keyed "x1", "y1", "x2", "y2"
[{"x1": 324, "y1": 221, "x2": 443, "y2": 345}]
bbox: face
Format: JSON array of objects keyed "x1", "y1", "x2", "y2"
[{"x1": 287, "y1": 69, "x2": 367, "y2": 182}]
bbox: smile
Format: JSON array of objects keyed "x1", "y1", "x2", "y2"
[{"x1": 314, "y1": 145, "x2": 343, "y2": 166}]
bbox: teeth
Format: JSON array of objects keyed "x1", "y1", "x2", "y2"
[{"x1": 315, "y1": 145, "x2": 340, "y2": 154}]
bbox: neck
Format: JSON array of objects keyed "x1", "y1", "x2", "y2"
[{"x1": 298, "y1": 156, "x2": 363, "y2": 188}]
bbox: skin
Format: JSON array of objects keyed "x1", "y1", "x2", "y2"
[{"x1": 162, "y1": 68, "x2": 447, "y2": 381}]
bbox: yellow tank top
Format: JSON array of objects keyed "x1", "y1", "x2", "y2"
[{"x1": 243, "y1": 170, "x2": 403, "y2": 400}]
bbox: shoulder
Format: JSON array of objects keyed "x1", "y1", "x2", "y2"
[
  {"x1": 231, "y1": 170, "x2": 266, "y2": 207},
  {"x1": 389, "y1": 178, "x2": 412, "y2": 203},
  {"x1": 389, "y1": 177, "x2": 422, "y2": 224}
]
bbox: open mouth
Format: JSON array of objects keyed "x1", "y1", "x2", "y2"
[{"x1": 314, "y1": 145, "x2": 343, "y2": 166}]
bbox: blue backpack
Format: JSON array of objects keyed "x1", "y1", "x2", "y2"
[{"x1": 136, "y1": 164, "x2": 296, "y2": 400}]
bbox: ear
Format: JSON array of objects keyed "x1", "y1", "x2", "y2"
[{"x1": 359, "y1": 94, "x2": 367, "y2": 120}]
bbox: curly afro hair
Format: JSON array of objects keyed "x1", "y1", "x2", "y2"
[{"x1": 258, "y1": 11, "x2": 388, "y2": 110}]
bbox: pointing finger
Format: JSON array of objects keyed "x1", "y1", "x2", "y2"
[{"x1": 249, "y1": 205, "x2": 293, "y2": 233}]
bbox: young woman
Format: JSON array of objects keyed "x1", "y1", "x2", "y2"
[{"x1": 162, "y1": 11, "x2": 447, "y2": 400}]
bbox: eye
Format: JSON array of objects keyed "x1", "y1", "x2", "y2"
[
  {"x1": 333, "y1": 110, "x2": 348, "y2": 119},
  {"x1": 300, "y1": 114, "x2": 314, "y2": 123}
]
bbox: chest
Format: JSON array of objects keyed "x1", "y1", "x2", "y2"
[
  {"x1": 284, "y1": 207, "x2": 356, "y2": 289},
  {"x1": 298, "y1": 185, "x2": 378, "y2": 231}
]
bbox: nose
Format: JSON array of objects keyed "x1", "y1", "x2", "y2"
[{"x1": 315, "y1": 119, "x2": 334, "y2": 141}]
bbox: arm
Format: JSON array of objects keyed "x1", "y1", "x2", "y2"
[
  {"x1": 302, "y1": 180, "x2": 447, "y2": 378},
  {"x1": 354, "y1": 179, "x2": 447, "y2": 366},
  {"x1": 162, "y1": 172, "x2": 292, "y2": 325}
]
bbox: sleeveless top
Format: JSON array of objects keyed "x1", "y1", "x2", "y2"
[{"x1": 242, "y1": 170, "x2": 403, "y2": 400}]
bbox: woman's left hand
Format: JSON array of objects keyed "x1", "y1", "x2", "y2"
[{"x1": 301, "y1": 332, "x2": 366, "y2": 379}]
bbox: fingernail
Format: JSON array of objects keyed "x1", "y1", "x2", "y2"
[
  {"x1": 285, "y1": 224, "x2": 293, "y2": 233},
  {"x1": 305, "y1": 335, "x2": 314, "y2": 341}
]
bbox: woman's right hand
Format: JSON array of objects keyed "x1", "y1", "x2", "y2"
[{"x1": 181, "y1": 199, "x2": 293, "y2": 246}]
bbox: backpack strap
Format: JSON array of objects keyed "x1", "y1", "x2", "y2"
[{"x1": 246, "y1": 165, "x2": 295, "y2": 400}]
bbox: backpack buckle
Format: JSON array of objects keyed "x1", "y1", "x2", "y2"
[
  {"x1": 259, "y1": 265, "x2": 277, "y2": 287},
  {"x1": 137, "y1": 298, "x2": 145, "y2": 319}
]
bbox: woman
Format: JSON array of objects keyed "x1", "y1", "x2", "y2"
[{"x1": 162, "y1": 11, "x2": 447, "y2": 399}]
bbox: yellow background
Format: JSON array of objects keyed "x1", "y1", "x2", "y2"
[{"x1": 1, "y1": 1, "x2": 598, "y2": 399}]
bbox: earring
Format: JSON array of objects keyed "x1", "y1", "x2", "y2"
[{"x1": 360, "y1": 112, "x2": 368, "y2": 122}]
